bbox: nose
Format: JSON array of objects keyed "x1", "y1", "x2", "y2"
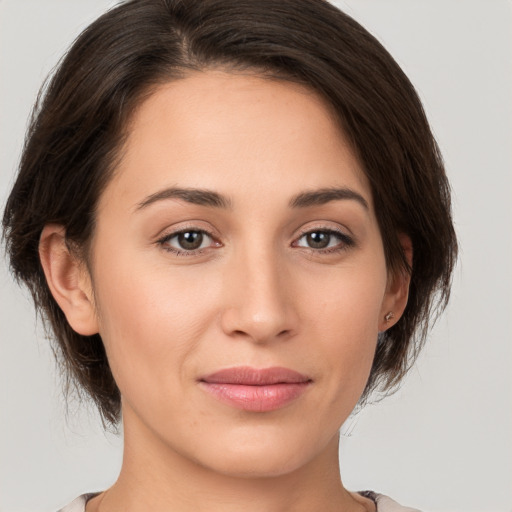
[{"x1": 220, "y1": 249, "x2": 299, "y2": 344}]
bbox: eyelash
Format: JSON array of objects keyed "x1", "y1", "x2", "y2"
[
  {"x1": 157, "y1": 229, "x2": 219, "y2": 257},
  {"x1": 293, "y1": 227, "x2": 355, "y2": 254},
  {"x1": 156, "y1": 227, "x2": 355, "y2": 257}
]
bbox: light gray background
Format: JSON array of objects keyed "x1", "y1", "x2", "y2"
[{"x1": 1, "y1": 1, "x2": 511, "y2": 511}]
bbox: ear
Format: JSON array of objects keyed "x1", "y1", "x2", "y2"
[
  {"x1": 378, "y1": 234, "x2": 413, "y2": 332},
  {"x1": 39, "y1": 224, "x2": 99, "y2": 336}
]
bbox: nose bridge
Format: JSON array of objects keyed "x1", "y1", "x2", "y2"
[{"x1": 221, "y1": 240, "x2": 297, "y2": 343}]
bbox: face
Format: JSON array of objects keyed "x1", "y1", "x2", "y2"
[{"x1": 81, "y1": 71, "x2": 401, "y2": 477}]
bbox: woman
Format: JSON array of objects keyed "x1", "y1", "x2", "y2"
[{"x1": 2, "y1": 0, "x2": 457, "y2": 511}]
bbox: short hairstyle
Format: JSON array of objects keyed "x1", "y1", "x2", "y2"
[{"x1": 2, "y1": 0, "x2": 457, "y2": 426}]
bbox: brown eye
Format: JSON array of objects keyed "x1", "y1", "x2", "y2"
[
  {"x1": 305, "y1": 231, "x2": 331, "y2": 249},
  {"x1": 161, "y1": 229, "x2": 214, "y2": 253},
  {"x1": 294, "y1": 229, "x2": 354, "y2": 252},
  {"x1": 177, "y1": 231, "x2": 204, "y2": 250}
]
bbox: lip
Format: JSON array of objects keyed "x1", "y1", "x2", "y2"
[{"x1": 199, "y1": 366, "x2": 312, "y2": 412}]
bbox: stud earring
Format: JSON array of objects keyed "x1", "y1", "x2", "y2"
[{"x1": 384, "y1": 311, "x2": 395, "y2": 322}]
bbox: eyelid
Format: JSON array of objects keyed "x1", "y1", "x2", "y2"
[
  {"x1": 155, "y1": 224, "x2": 222, "y2": 256},
  {"x1": 154, "y1": 221, "x2": 356, "y2": 257},
  {"x1": 153, "y1": 220, "x2": 220, "y2": 242},
  {"x1": 292, "y1": 224, "x2": 356, "y2": 252}
]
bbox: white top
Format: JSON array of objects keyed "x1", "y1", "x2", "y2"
[{"x1": 58, "y1": 492, "x2": 422, "y2": 511}]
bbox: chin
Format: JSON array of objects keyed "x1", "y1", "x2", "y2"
[
  {"x1": 206, "y1": 450, "x2": 310, "y2": 479},
  {"x1": 188, "y1": 425, "x2": 337, "y2": 479}
]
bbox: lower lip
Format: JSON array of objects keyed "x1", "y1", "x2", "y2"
[{"x1": 199, "y1": 382, "x2": 310, "y2": 412}]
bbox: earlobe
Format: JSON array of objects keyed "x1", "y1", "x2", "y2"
[
  {"x1": 379, "y1": 234, "x2": 413, "y2": 332},
  {"x1": 39, "y1": 224, "x2": 99, "y2": 336}
]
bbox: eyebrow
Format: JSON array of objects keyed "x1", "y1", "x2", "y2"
[
  {"x1": 289, "y1": 187, "x2": 369, "y2": 210},
  {"x1": 135, "y1": 187, "x2": 232, "y2": 211},
  {"x1": 135, "y1": 185, "x2": 368, "y2": 212}
]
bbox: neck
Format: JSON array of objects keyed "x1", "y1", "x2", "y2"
[{"x1": 90, "y1": 409, "x2": 372, "y2": 512}]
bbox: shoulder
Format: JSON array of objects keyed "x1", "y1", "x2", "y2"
[
  {"x1": 376, "y1": 495, "x2": 422, "y2": 512},
  {"x1": 359, "y1": 491, "x2": 422, "y2": 512},
  {"x1": 58, "y1": 491, "x2": 421, "y2": 512},
  {"x1": 374, "y1": 493, "x2": 420, "y2": 512},
  {"x1": 57, "y1": 493, "x2": 99, "y2": 512}
]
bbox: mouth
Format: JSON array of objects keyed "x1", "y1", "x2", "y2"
[{"x1": 199, "y1": 366, "x2": 312, "y2": 412}]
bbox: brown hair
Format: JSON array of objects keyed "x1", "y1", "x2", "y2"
[{"x1": 2, "y1": 0, "x2": 457, "y2": 426}]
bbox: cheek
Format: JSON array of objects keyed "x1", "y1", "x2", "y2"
[
  {"x1": 90, "y1": 255, "x2": 221, "y2": 398},
  {"x1": 305, "y1": 260, "x2": 387, "y2": 398}
]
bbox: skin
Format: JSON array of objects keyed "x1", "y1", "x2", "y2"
[{"x1": 40, "y1": 71, "x2": 410, "y2": 512}]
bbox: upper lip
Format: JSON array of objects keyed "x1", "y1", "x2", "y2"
[{"x1": 200, "y1": 366, "x2": 311, "y2": 385}]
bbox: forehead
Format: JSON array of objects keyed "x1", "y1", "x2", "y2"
[{"x1": 99, "y1": 70, "x2": 371, "y2": 211}]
